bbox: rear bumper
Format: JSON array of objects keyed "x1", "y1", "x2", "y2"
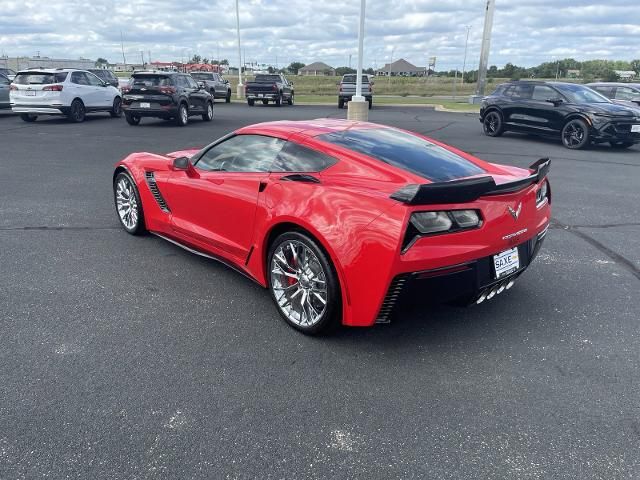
[
  {"x1": 376, "y1": 226, "x2": 548, "y2": 323},
  {"x1": 339, "y1": 95, "x2": 372, "y2": 101},
  {"x1": 11, "y1": 104, "x2": 65, "y2": 115},
  {"x1": 122, "y1": 105, "x2": 178, "y2": 118},
  {"x1": 246, "y1": 93, "x2": 279, "y2": 100}
]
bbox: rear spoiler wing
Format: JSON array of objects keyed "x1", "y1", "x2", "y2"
[{"x1": 390, "y1": 158, "x2": 550, "y2": 205}]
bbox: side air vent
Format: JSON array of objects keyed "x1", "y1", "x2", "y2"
[
  {"x1": 145, "y1": 171, "x2": 170, "y2": 213},
  {"x1": 375, "y1": 275, "x2": 408, "y2": 324}
]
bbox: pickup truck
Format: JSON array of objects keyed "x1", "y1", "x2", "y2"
[
  {"x1": 245, "y1": 74, "x2": 294, "y2": 106},
  {"x1": 338, "y1": 74, "x2": 373, "y2": 109}
]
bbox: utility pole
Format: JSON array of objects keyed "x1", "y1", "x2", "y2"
[
  {"x1": 461, "y1": 25, "x2": 470, "y2": 85},
  {"x1": 347, "y1": 0, "x2": 368, "y2": 121},
  {"x1": 235, "y1": 0, "x2": 244, "y2": 98},
  {"x1": 148, "y1": 50, "x2": 151, "y2": 67},
  {"x1": 555, "y1": 60, "x2": 560, "y2": 79},
  {"x1": 140, "y1": 51, "x2": 144, "y2": 67},
  {"x1": 120, "y1": 30, "x2": 127, "y2": 66},
  {"x1": 387, "y1": 47, "x2": 394, "y2": 84},
  {"x1": 349, "y1": 54, "x2": 352, "y2": 69},
  {"x1": 473, "y1": 0, "x2": 495, "y2": 101}
]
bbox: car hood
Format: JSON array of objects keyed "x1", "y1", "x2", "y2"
[{"x1": 580, "y1": 102, "x2": 639, "y2": 117}]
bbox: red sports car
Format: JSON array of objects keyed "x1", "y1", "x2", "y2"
[{"x1": 113, "y1": 119, "x2": 551, "y2": 334}]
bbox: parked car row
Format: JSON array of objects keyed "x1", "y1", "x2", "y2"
[
  {"x1": 2, "y1": 68, "x2": 236, "y2": 126},
  {"x1": 480, "y1": 80, "x2": 640, "y2": 150}
]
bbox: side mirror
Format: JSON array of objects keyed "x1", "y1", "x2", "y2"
[
  {"x1": 546, "y1": 98, "x2": 563, "y2": 106},
  {"x1": 172, "y1": 156, "x2": 191, "y2": 171}
]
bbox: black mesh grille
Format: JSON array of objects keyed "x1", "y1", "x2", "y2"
[
  {"x1": 376, "y1": 275, "x2": 408, "y2": 324},
  {"x1": 145, "y1": 171, "x2": 170, "y2": 212}
]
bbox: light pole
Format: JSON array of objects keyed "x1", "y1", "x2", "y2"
[
  {"x1": 473, "y1": 0, "x2": 496, "y2": 102},
  {"x1": 347, "y1": 0, "x2": 368, "y2": 121},
  {"x1": 387, "y1": 46, "x2": 394, "y2": 84},
  {"x1": 461, "y1": 25, "x2": 470, "y2": 85},
  {"x1": 235, "y1": 0, "x2": 244, "y2": 99}
]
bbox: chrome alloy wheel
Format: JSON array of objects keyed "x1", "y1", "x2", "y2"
[
  {"x1": 563, "y1": 122, "x2": 584, "y2": 147},
  {"x1": 270, "y1": 240, "x2": 328, "y2": 327},
  {"x1": 115, "y1": 176, "x2": 139, "y2": 230},
  {"x1": 181, "y1": 105, "x2": 188, "y2": 124}
]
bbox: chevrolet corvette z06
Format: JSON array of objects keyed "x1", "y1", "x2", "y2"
[{"x1": 113, "y1": 119, "x2": 551, "y2": 334}]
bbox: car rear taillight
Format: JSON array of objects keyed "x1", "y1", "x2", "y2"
[
  {"x1": 9, "y1": 84, "x2": 17, "y2": 91},
  {"x1": 43, "y1": 84, "x2": 63, "y2": 91},
  {"x1": 121, "y1": 86, "x2": 131, "y2": 93},
  {"x1": 159, "y1": 86, "x2": 177, "y2": 94}
]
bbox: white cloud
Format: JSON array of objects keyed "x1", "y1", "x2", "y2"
[{"x1": 0, "y1": 0, "x2": 638, "y2": 69}]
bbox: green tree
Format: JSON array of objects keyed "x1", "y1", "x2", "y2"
[
  {"x1": 220, "y1": 59, "x2": 229, "y2": 65},
  {"x1": 631, "y1": 59, "x2": 640, "y2": 75},
  {"x1": 335, "y1": 67, "x2": 356, "y2": 76},
  {"x1": 287, "y1": 62, "x2": 305, "y2": 74},
  {"x1": 190, "y1": 54, "x2": 202, "y2": 64},
  {"x1": 95, "y1": 57, "x2": 108, "y2": 67},
  {"x1": 202, "y1": 58, "x2": 209, "y2": 65}
]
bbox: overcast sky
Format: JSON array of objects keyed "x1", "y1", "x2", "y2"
[{"x1": 1, "y1": 0, "x2": 639, "y2": 69}]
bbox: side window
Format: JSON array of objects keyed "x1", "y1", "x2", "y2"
[
  {"x1": 195, "y1": 135, "x2": 285, "y2": 173},
  {"x1": 175, "y1": 76, "x2": 188, "y2": 88},
  {"x1": 512, "y1": 84, "x2": 533, "y2": 99},
  {"x1": 86, "y1": 72, "x2": 104, "y2": 86},
  {"x1": 272, "y1": 142, "x2": 337, "y2": 172},
  {"x1": 71, "y1": 72, "x2": 89, "y2": 85},
  {"x1": 592, "y1": 86, "x2": 613, "y2": 97},
  {"x1": 532, "y1": 85, "x2": 557, "y2": 101},
  {"x1": 0, "y1": 76, "x2": 9, "y2": 86},
  {"x1": 186, "y1": 76, "x2": 199, "y2": 89},
  {"x1": 615, "y1": 87, "x2": 638, "y2": 100}
]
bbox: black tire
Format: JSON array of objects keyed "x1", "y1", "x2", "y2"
[
  {"x1": 482, "y1": 110, "x2": 504, "y2": 137},
  {"x1": 113, "y1": 171, "x2": 146, "y2": 235},
  {"x1": 610, "y1": 141, "x2": 634, "y2": 149},
  {"x1": 20, "y1": 113, "x2": 37, "y2": 122},
  {"x1": 275, "y1": 93, "x2": 282, "y2": 107},
  {"x1": 125, "y1": 113, "x2": 140, "y2": 125},
  {"x1": 267, "y1": 231, "x2": 341, "y2": 335},
  {"x1": 288, "y1": 93, "x2": 294, "y2": 106},
  {"x1": 262, "y1": 99, "x2": 269, "y2": 105},
  {"x1": 110, "y1": 97, "x2": 123, "y2": 118},
  {"x1": 202, "y1": 101, "x2": 214, "y2": 122},
  {"x1": 561, "y1": 119, "x2": 589, "y2": 149},
  {"x1": 248, "y1": 99, "x2": 255, "y2": 106},
  {"x1": 225, "y1": 90, "x2": 231, "y2": 103},
  {"x1": 175, "y1": 103, "x2": 188, "y2": 126},
  {"x1": 68, "y1": 99, "x2": 86, "y2": 123},
  {"x1": 338, "y1": 98, "x2": 344, "y2": 109}
]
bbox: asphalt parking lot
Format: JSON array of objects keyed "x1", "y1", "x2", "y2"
[{"x1": 1, "y1": 103, "x2": 639, "y2": 479}]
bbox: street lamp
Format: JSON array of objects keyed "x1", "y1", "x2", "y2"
[
  {"x1": 347, "y1": 0, "x2": 368, "y2": 121},
  {"x1": 461, "y1": 25, "x2": 470, "y2": 85},
  {"x1": 235, "y1": 0, "x2": 244, "y2": 99}
]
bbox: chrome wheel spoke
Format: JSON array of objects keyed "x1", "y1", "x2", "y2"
[
  {"x1": 270, "y1": 240, "x2": 328, "y2": 327},
  {"x1": 115, "y1": 177, "x2": 139, "y2": 230}
]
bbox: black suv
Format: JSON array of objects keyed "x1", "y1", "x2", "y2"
[
  {"x1": 480, "y1": 81, "x2": 640, "y2": 149},
  {"x1": 88, "y1": 69, "x2": 119, "y2": 88},
  {"x1": 121, "y1": 72, "x2": 214, "y2": 126}
]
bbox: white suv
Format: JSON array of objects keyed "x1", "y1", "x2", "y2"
[{"x1": 10, "y1": 68, "x2": 122, "y2": 122}]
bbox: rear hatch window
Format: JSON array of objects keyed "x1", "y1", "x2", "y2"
[
  {"x1": 14, "y1": 72, "x2": 68, "y2": 85},
  {"x1": 131, "y1": 75, "x2": 173, "y2": 88},
  {"x1": 342, "y1": 75, "x2": 369, "y2": 83},
  {"x1": 254, "y1": 75, "x2": 281, "y2": 83},
  {"x1": 191, "y1": 73, "x2": 212, "y2": 81},
  {"x1": 317, "y1": 128, "x2": 485, "y2": 182}
]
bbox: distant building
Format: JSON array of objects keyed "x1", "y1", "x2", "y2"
[
  {"x1": 375, "y1": 58, "x2": 426, "y2": 77},
  {"x1": 615, "y1": 70, "x2": 637, "y2": 80},
  {"x1": 299, "y1": 62, "x2": 335, "y2": 76},
  {"x1": 1, "y1": 55, "x2": 94, "y2": 71}
]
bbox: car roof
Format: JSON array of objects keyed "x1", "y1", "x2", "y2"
[
  {"x1": 238, "y1": 119, "x2": 388, "y2": 138},
  {"x1": 15, "y1": 68, "x2": 83, "y2": 74},
  {"x1": 587, "y1": 82, "x2": 640, "y2": 87}
]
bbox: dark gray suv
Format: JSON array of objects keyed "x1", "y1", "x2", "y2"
[{"x1": 190, "y1": 72, "x2": 231, "y2": 103}]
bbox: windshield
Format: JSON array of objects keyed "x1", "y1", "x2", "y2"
[
  {"x1": 555, "y1": 84, "x2": 611, "y2": 104},
  {"x1": 254, "y1": 75, "x2": 281, "y2": 83},
  {"x1": 191, "y1": 73, "x2": 213, "y2": 80},
  {"x1": 317, "y1": 128, "x2": 485, "y2": 182},
  {"x1": 14, "y1": 72, "x2": 68, "y2": 84},
  {"x1": 0, "y1": 68, "x2": 16, "y2": 76}
]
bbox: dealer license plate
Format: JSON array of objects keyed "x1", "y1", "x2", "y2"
[
  {"x1": 140, "y1": 102, "x2": 151, "y2": 108},
  {"x1": 493, "y1": 247, "x2": 520, "y2": 279},
  {"x1": 631, "y1": 125, "x2": 640, "y2": 133}
]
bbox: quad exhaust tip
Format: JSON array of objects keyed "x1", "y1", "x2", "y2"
[{"x1": 476, "y1": 278, "x2": 516, "y2": 304}]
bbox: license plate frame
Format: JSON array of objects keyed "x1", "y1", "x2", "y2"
[{"x1": 493, "y1": 247, "x2": 520, "y2": 279}]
